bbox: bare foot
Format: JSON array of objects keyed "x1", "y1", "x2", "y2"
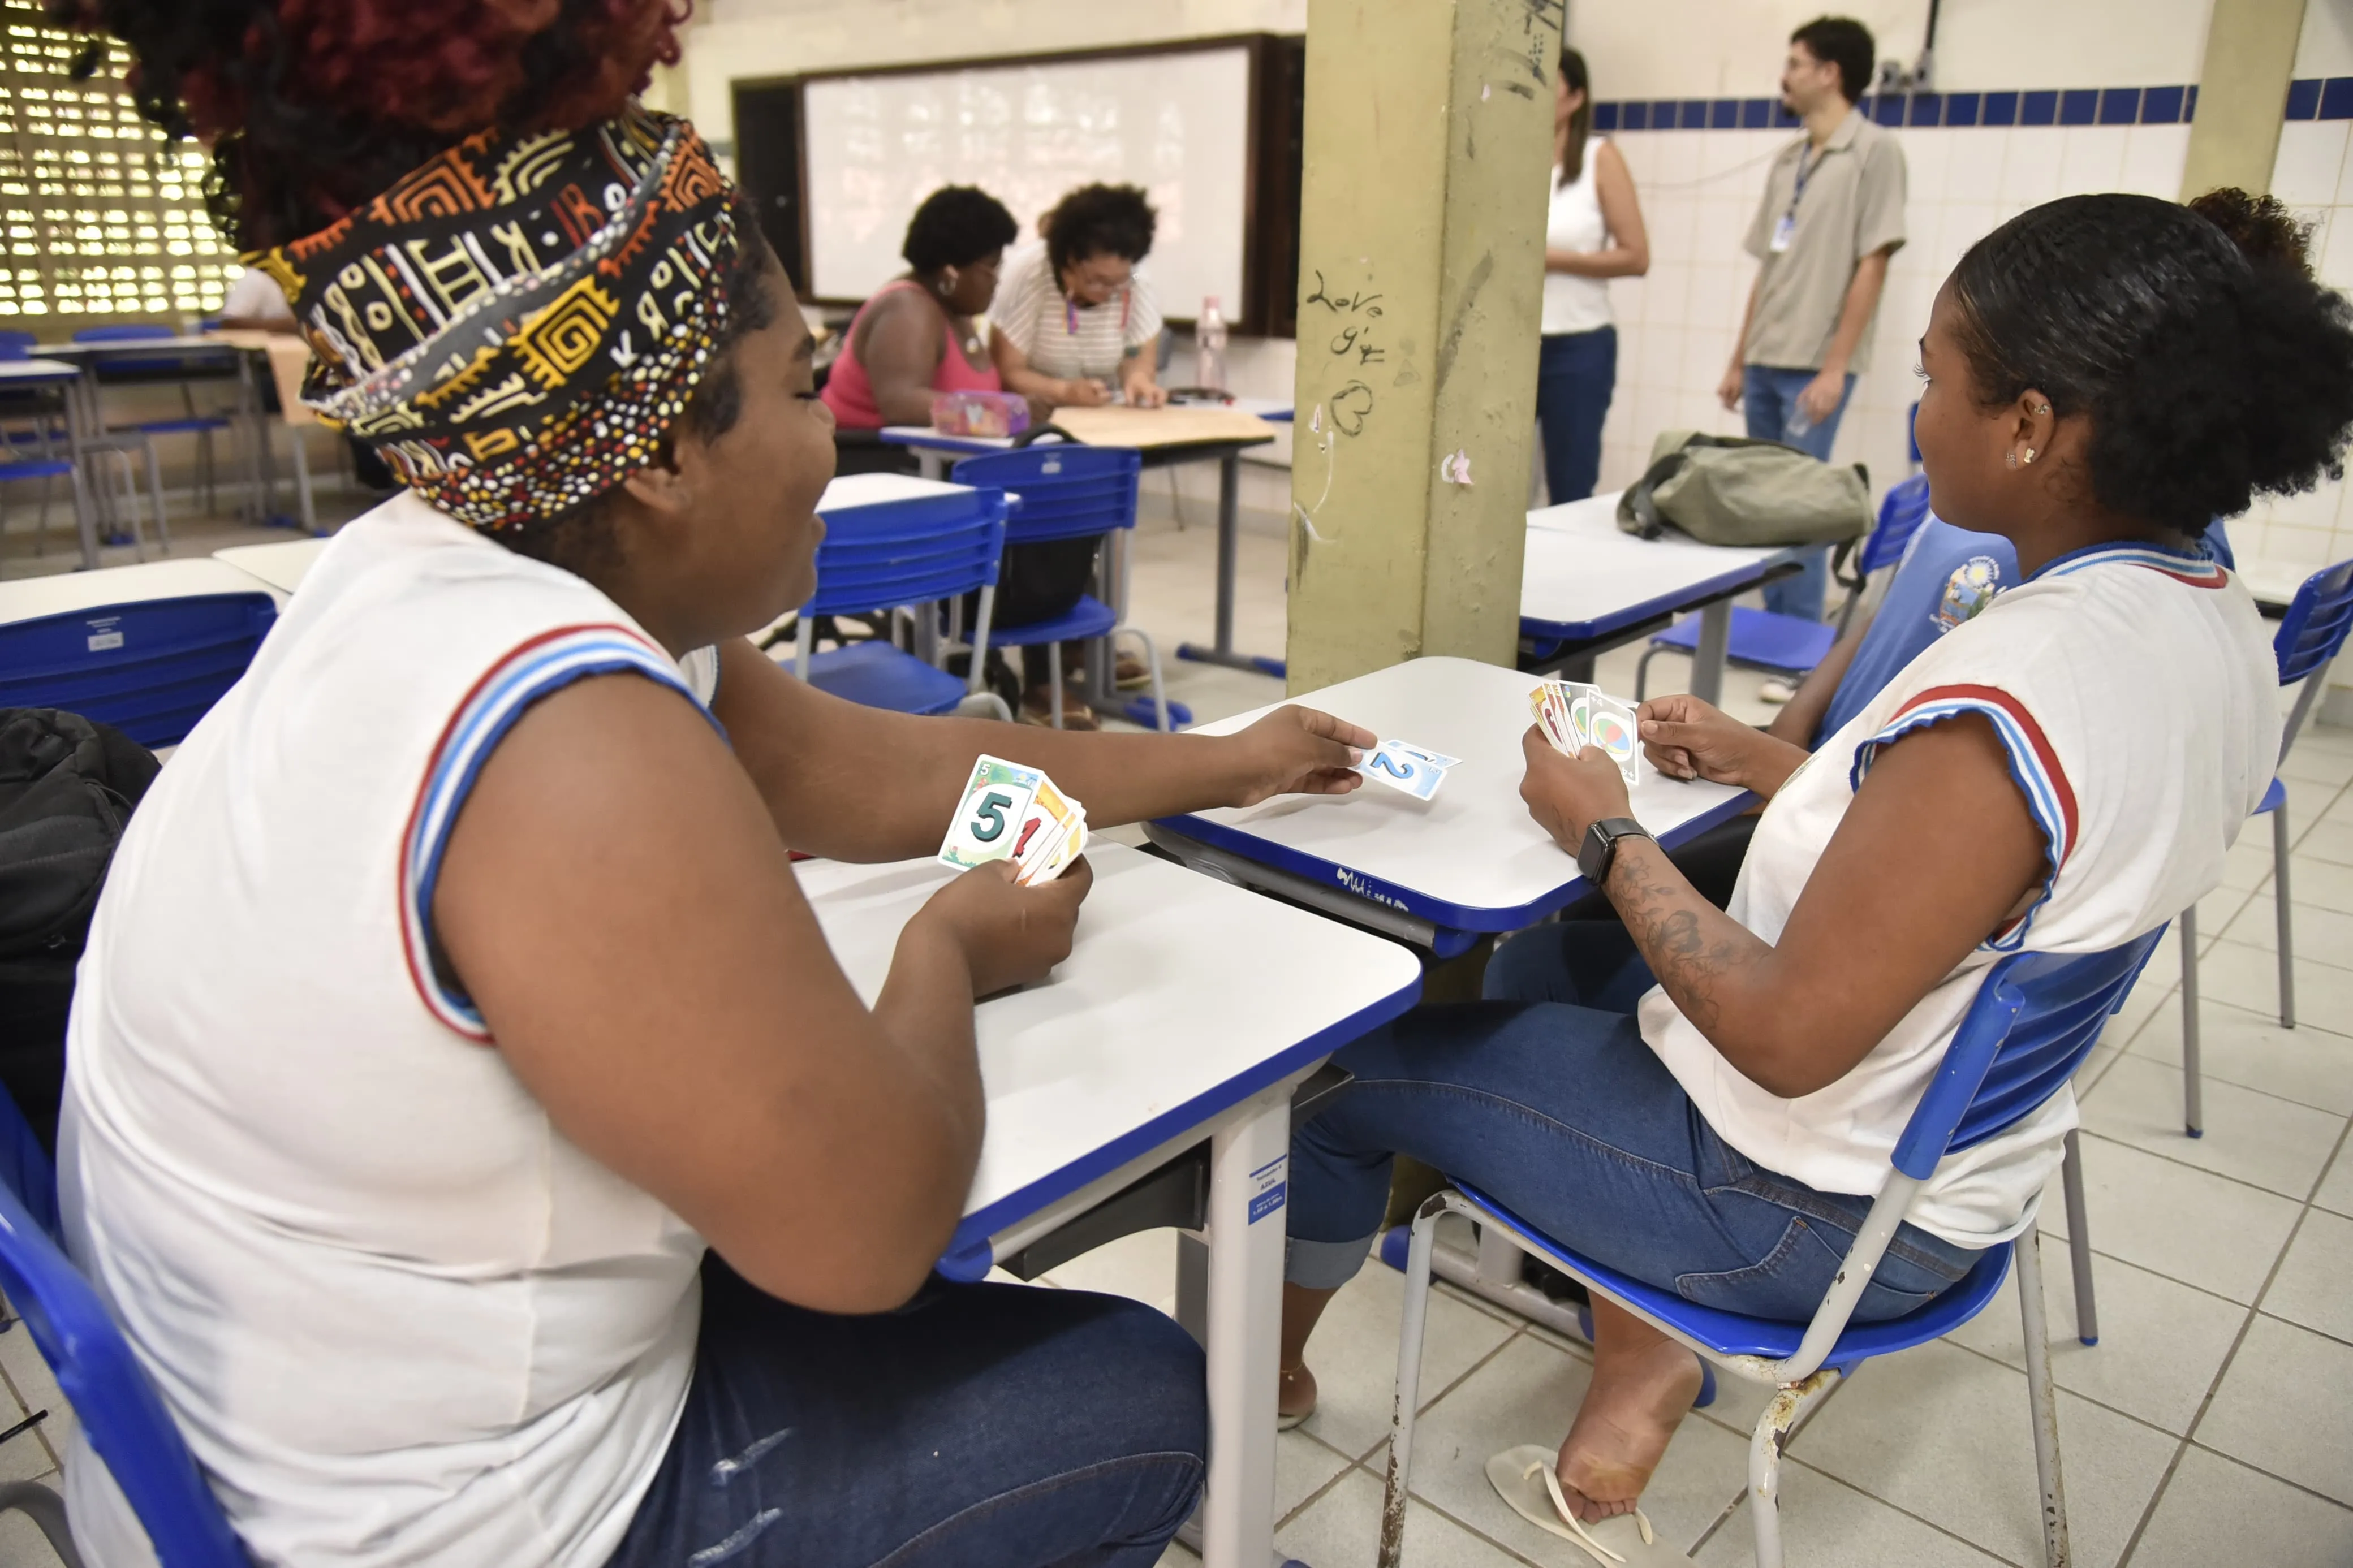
[
  {"x1": 1555, "y1": 1334, "x2": 1704, "y2": 1521},
  {"x1": 1278, "y1": 1362, "x2": 1317, "y2": 1428}
]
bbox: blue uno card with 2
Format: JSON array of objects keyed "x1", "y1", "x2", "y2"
[{"x1": 1358, "y1": 739, "x2": 1447, "y2": 801}]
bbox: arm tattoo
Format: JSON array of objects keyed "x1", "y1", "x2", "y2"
[{"x1": 1603, "y1": 842, "x2": 1766, "y2": 1037}]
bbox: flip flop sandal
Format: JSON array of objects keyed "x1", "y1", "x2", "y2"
[
  {"x1": 1485, "y1": 1445, "x2": 1690, "y2": 1567},
  {"x1": 1277, "y1": 1368, "x2": 1314, "y2": 1432}
]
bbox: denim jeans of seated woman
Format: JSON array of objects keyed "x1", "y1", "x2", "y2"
[
  {"x1": 610, "y1": 1256, "x2": 1205, "y2": 1568},
  {"x1": 1285, "y1": 922, "x2": 1980, "y2": 1323}
]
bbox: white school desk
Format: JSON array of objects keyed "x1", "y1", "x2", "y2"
[
  {"x1": 796, "y1": 841, "x2": 1420, "y2": 1568},
  {"x1": 883, "y1": 404, "x2": 1286, "y2": 679},
  {"x1": 1522, "y1": 491, "x2": 1803, "y2": 705},
  {"x1": 1147, "y1": 655, "x2": 1751, "y2": 954},
  {"x1": 0, "y1": 556, "x2": 287, "y2": 620},
  {"x1": 44, "y1": 335, "x2": 282, "y2": 544}
]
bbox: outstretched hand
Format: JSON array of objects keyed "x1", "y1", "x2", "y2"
[{"x1": 1226, "y1": 705, "x2": 1376, "y2": 807}]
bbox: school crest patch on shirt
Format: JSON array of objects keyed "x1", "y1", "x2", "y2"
[{"x1": 1934, "y1": 555, "x2": 2004, "y2": 630}]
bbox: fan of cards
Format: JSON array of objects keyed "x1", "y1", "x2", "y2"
[
  {"x1": 1529, "y1": 681, "x2": 1643, "y2": 788},
  {"x1": 938, "y1": 755, "x2": 1089, "y2": 884},
  {"x1": 1354, "y1": 738, "x2": 1460, "y2": 801}
]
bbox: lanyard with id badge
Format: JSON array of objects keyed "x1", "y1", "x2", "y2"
[{"x1": 1770, "y1": 145, "x2": 1825, "y2": 253}]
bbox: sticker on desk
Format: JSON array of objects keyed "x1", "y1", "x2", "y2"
[
  {"x1": 84, "y1": 618, "x2": 122, "y2": 653},
  {"x1": 1248, "y1": 1154, "x2": 1288, "y2": 1224}
]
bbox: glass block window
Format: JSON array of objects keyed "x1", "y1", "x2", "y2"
[{"x1": 0, "y1": 1, "x2": 234, "y2": 319}]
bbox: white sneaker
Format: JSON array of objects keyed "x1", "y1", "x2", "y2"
[{"x1": 1759, "y1": 677, "x2": 1797, "y2": 705}]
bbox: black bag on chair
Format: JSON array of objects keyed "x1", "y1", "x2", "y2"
[{"x1": 0, "y1": 709, "x2": 158, "y2": 1156}]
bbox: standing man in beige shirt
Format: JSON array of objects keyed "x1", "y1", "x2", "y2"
[{"x1": 1718, "y1": 16, "x2": 1906, "y2": 655}]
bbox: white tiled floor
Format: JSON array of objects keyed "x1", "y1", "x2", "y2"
[{"x1": 3, "y1": 495, "x2": 2350, "y2": 1567}]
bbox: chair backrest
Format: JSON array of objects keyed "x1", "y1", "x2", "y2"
[
  {"x1": 0, "y1": 1092, "x2": 250, "y2": 1567},
  {"x1": 1856, "y1": 472, "x2": 1932, "y2": 577},
  {"x1": 0, "y1": 594, "x2": 278, "y2": 749},
  {"x1": 800, "y1": 485, "x2": 1009, "y2": 618},
  {"x1": 2273, "y1": 558, "x2": 2353, "y2": 690},
  {"x1": 950, "y1": 445, "x2": 1142, "y2": 547},
  {"x1": 72, "y1": 326, "x2": 176, "y2": 344},
  {"x1": 0, "y1": 330, "x2": 35, "y2": 361},
  {"x1": 1892, "y1": 929, "x2": 2166, "y2": 1180}
]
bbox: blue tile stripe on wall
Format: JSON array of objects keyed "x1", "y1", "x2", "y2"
[{"x1": 1589, "y1": 79, "x2": 2350, "y2": 133}]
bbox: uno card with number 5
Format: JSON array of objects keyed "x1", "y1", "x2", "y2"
[{"x1": 938, "y1": 755, "x2": 1043, "y2": 871}]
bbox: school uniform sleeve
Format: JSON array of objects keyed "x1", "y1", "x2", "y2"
[
  {"x1": 993, "y1": 246, "x2": 1046, "y2": 357},
  {"x1": 1122, "y1": 269, "x2": 1165, "y2": 352},
  {"x1": 1852, "y1": 136, "x2": 1908, "y2": 260}
]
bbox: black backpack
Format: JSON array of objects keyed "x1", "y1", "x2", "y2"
[{"x1": 0, "y1": 708, "x2": 159, "y2": 1156}]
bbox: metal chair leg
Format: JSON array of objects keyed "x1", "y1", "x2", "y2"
[
  {"x1": 1747, "y1": 1369, "x2": 1842, "y2": 1568},
  {"x1": 2273, "y1": 804, "x2": 2296, "y2": 1030},
  {"x1": 1634, "y1": 646, "x2": 1664, "y2": 704},
  {"x1": 0, "y1": 1480, "x2": 84, "y2": 1568},
  {"x1": 1377, "y1": 1194, "x2": 1447, "y2": 1568},
  {"x1": 1121, "y1": 627, "x2": 1174, "y2": 731},
  {"x1": 1047, "y1": 641, "x2": 1065, "y2": 729},
  {"x1": 2179, "y1": 902, "x2": 2203, "y2": 1138},
  {"x1": 2013, "y1": 1229, "x2": 2072, "y2": 1568},
  {"x1": 2061, "y1": 1130, "x2": 2097, "y2": 1346},
  {"x1": 141, "y1": 440, "x2": 169, "y2": 554}
]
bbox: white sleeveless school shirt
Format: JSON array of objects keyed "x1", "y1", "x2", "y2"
[
  {"x1": 1640, "y1": 543, "x2": 2279, "y2": 1246},
  {"x1": 1541, "y1": 140, "x2": 1613, "y2": 336},
  {"x1": 59, "y1": 492, "x2": 721, "y2": 1567}
]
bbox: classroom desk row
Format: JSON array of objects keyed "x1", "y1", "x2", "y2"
[{"x1": 0, "y1": 474, "x2": 1770, "y2": 1568}]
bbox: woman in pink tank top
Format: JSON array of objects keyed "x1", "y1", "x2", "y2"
[{"x1": 822, "y1": 186, "x2": 1030, "y2": 429}]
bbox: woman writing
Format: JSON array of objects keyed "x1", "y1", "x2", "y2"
[
  {"x1": 55, "y1": 6, "x2": 1373, "y2": 1566},
  {"x1": 1276, "y1": 191, "x2": 2352, "y2": 1543},
  {"x1": 821, "y1": 184, "x2": 1041, "y2": 435},
  {"x1": 1537, "y1": 46, "x2": 1648, "y2": 505}
]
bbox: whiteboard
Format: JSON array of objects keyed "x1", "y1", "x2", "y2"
[{"x1": 801, "y1": 47, "x2": 1251, "y2": 323}]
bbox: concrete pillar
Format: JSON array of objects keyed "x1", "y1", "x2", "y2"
[
  {"x1": 2181, "y1": 0, "x2": 2309, "y2": 198},
  {"x1": 1285, "y1": 0, "x2": 1563, "y2": 694}
]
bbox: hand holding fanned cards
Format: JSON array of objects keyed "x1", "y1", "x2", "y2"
[
  {"x1": 1528, "y1": 681, "x2": 1643, "y2": 788},
  {"x1": 938, "y1": 755, "x2": 1090, "y2": 884},
  {"x1": 1355, "y1": 739, "x2": 1458, "y2": 801}
]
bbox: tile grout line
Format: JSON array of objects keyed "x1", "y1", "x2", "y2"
[
  {"x1": 2069, "y1": 1125, "x2": 2350, "y2": 1206},
  {"x1": 2114, "y1": 1113, "x2": 2353, "y2": 1566}
]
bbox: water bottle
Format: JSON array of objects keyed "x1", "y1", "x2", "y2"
[{"x1": 1195, "y1": 296, "x2": 1227, "y2": 391}]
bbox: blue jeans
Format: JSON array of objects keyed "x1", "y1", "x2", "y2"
[
  {"x1": 1285, "y1": 923, "x2": 1978, "y2": 1323},
  {"x1": 1742, "y1": 365, "x2": 1857, "y2": 623},
  {"x1": 610, "y1": 1258, "x2": 1205, "y2": 1567},
  {"x1": 1535, "y1": 327, "x2": 1618, "y2": 504}
]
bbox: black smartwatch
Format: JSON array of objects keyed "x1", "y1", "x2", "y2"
[{"x1": 1577, "y1": 817, "x2": 1652, "y2": 884}]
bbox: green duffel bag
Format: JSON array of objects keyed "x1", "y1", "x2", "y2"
[{"x1": 1617, "y1": 429, "x2": 1871, "y2": 547}]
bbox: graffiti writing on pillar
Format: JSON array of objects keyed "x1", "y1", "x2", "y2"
[{"x1": 1304, "y1": 270, "x2": 1388, "y2": 366}]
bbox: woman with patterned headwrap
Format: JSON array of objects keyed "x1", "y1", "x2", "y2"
[{"x1": 46, "y1": 6, "x2": 1377, "y2": 1566}]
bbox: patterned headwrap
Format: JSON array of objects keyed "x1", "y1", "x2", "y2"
[{"x1": 251, "y1": 107, "x2": 740, "y2": 532}]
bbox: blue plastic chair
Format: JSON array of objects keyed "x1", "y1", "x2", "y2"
[
  {"x1": 0, "y1": 590, "x2": 277, "y2": 748},
  {"x1": 791, "y1": 485, "x2": 1010, "y2": 718},
  {"x1": 948, "y1": 444, "x2": 1176, "y2": 731},
  {"x1": 1634, "y1": 472, "x2": 1934, "y2": 701},
  {"x1": 1376, "y1": 930, "x2": 2165, "y2": 1568},
  {"x1": 2175, "y1": 555, "x2": 2353, "y2": 1134},
  {"x1": 0, "y1": 1087, "x2": 249, "y2": 1567}
]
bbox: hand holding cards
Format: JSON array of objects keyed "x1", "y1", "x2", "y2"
[
  {"x1": 1528, "y1": 681, "x2": 1642, "y2": 788},
  {"x1": 1355, "y1": 739, "x2": 1459, "y2": 801},
  {"x1": 939, "y1": 755, "x2": 1089, "y2": 884}
]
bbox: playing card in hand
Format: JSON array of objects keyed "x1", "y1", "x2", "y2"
[
  {"x1": 940, "y1": 755, "x2": 1045, "y2": 871},
  {"x1": 1356, "y1": 738, "x2": 1449, "y2": 801}
]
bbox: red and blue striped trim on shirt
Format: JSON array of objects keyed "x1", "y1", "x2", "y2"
[
  {"x1": 398, "y1": 623, "x2": 726, "y2": 1040},
  {"x1": 2033, "y1": 543, "x2": 2230, "y2": 589},
  {"x1": 1850, "y1": 683, "x2": 2079, "y2": 951}
]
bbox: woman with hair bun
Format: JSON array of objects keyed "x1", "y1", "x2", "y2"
[
  {"x1": 821, "y1": 184, "x2": 1031, "y2": 433},
  {"x1": 48, "y1": 3, "x2": 1376, "y2": 1565},
  {"x1": 1274, "y1": 189, "x2": 2353, "y2": 1536}
]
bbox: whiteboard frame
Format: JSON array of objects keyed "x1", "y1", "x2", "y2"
[{"x1": 749, "y1": 34, "x2": 1295, "y2": 334}]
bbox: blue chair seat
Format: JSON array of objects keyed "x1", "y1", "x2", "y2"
[
  {"x1": 1652, "y1": 605, "x2": 1837, "y2": 676},
  {"x1": 1454, "y1": 1180, "x2": 2012, "y2": 1373},
  {"x1": 801, "y1": 639, "x2": 969, "y2": 715},
  {"x1": 115, "y1": 416, "x2": 232, "y2": 437},
  {"x1": 988, "y1": 594, "x2": 1118, "y2": 649}
]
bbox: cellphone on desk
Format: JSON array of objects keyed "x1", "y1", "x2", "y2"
[{"x1": 1165, "y1": 387, "x2": 1235, "y2": 406}]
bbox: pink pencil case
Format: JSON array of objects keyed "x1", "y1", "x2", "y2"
[{"x1": 931, "y1": 390, "x2": 1031, "y2": 439}]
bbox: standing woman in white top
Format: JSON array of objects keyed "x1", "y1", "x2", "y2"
[
  {"x1": 1275, "y1": 192, "x2": 2353, "y2": 1531},
  {"x1": 53, "y1": 7, "x2": 1380, "y2": 1566},
  {"x1": 1536, "y1": 47, "x2": 1648, "y2": 504}
]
